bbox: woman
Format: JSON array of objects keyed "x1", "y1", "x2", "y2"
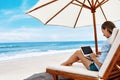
[{"x1": 61, "y1": 21, "x2": 116, "y2": 71}]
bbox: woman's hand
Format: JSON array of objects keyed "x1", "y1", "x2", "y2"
[
  {"x1": 90, "y1": 53, "x2": 97, "y2": 61},
  {"x1": 96, "y1": 51, "x2": 101, "y2": 55}
]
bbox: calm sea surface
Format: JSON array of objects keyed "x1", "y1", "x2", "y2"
[{"x1": 0, "y1": 41, "x2": 103, "y2": 61}]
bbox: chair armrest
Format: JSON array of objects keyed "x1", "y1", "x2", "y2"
[{"x1": 116, "y1": 64, "x2": 120, "y2": 71}]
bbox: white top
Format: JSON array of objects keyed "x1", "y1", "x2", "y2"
[
  {"x1": 99, "y1": 39, "x2": 111, "y2": 63},
  {"x1": 95, "y1": 39, "x2": 111, "y2": 70}
]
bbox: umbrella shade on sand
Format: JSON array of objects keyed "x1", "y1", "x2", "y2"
[{"x1": 26, "y1": 0, "x2": 120, "y2": 53}]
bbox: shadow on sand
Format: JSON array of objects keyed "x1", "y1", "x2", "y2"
[{"x1": 24, "y1": 72, "x2": 73, "y2": 80}]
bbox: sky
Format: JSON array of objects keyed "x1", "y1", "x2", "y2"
[{"x1": 0, "y1": 0, "x2": 120, "y2": 42}]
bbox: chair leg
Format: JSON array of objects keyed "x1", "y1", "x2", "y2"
[{"x1": 52, "y1": 74, "x2": 58, "y2": 80}]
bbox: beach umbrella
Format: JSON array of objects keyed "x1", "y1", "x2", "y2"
[{"x1": 26, "y1": 0, "x2": 120, "y2": 53}]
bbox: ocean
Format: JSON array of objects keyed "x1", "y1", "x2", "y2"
[{"x1": 0, "y1": 41, "x2": 103, "y2": 61}]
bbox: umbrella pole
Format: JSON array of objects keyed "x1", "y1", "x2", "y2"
[{"x1": 92, "y1": 12, "x2": 98, "y2": 54}]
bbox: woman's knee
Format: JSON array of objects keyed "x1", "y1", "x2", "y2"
[{"x1": 75, "y1": 50, "x2": 82, "y2": 54}]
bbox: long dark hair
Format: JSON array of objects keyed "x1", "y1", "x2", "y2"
[{"x1": 101, "y1": 21, "x2": 116, "y2": 34}]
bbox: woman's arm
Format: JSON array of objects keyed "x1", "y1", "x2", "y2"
[{"x1": 90, "y1": 53, "x2": 102, "y2": 67}]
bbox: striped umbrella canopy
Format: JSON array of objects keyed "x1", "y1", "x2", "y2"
[{"x1": 26, "y1": 0, "x2": 120, "y2": 53}]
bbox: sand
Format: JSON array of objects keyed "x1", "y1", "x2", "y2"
[{"x1": 0, "y1": 51, "x2": 74, "y2": 80}]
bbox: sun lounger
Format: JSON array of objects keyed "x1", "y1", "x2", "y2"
[{"x1": 46, "y1": 28, "x2": 120, "y2": 80}]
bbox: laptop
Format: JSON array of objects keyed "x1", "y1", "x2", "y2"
[{"x1": 81, "y1": 46, "x2": 93, "y2": 60}]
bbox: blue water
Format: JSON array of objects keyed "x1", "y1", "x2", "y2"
[{"x1": 0, "y1": 41, "x2": 103, "y2": 61}]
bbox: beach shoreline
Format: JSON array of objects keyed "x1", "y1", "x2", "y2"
[{"x1": 0, "y1": 51, "x2": 74, "y2": 80}]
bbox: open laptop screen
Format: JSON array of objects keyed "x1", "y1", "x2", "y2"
[{"x1": 81, "y1": 46, "x2": 93, "y2": 55}]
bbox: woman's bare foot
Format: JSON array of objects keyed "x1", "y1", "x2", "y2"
[{"x1": 61, "y1": 62, "x2": 72, "y2": 66}]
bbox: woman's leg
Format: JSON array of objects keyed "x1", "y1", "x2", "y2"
[
  {"x1": 61, "y1": 50, "x2": 92, "y2": 69},
  {"x1": 61, "y1": 50, "x2": 80, "y2": 66}
]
